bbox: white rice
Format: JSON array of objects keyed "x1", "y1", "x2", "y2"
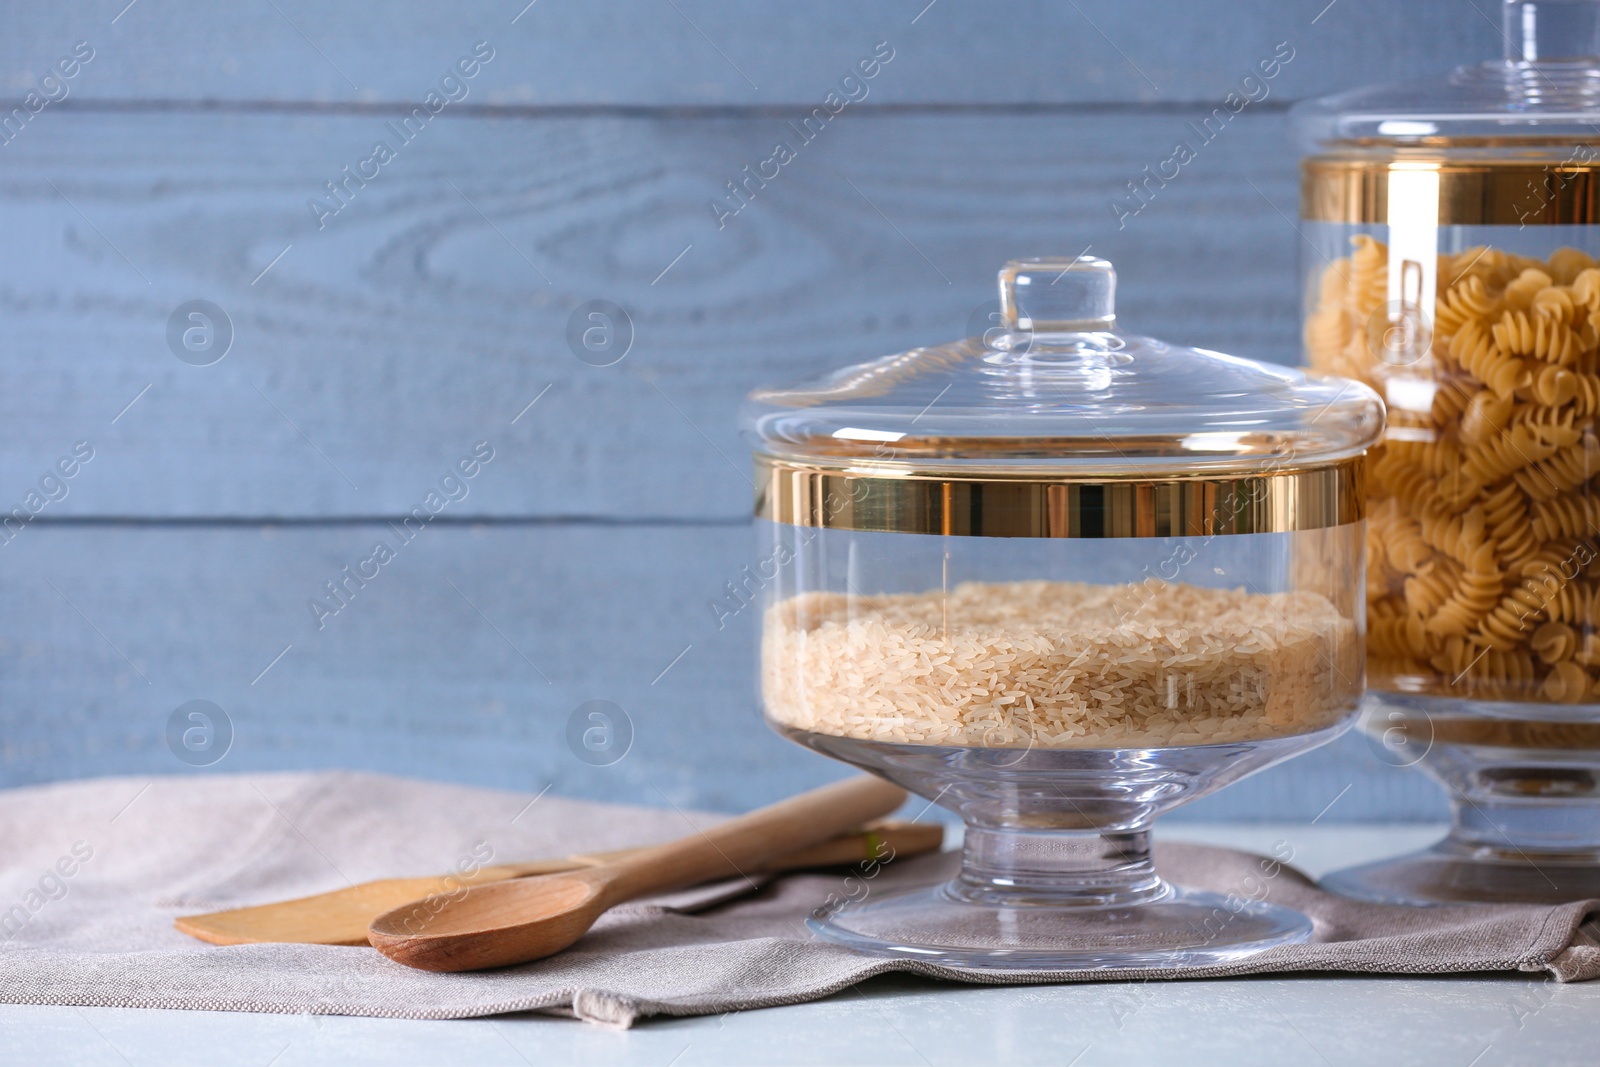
[{"x1": 762, "y1": 580, "x2": 1358, "y2": 748}]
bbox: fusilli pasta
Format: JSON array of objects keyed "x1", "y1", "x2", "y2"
[{"x1": 1308, "y1": 238, "x2": 1600, "y2": 702}]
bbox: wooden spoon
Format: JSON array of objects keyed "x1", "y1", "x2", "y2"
[
  {"x1": 369, "y1": 775, "x2": 908, "y2": 971},
  {"x1": 174, "y1": 819, "x2": 940, "y2": 947}
]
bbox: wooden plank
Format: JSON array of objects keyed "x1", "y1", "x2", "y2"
[
  {"x1": 0, "y1": 109, "x2": 1313, "y2": 519},
  {"x1": 1, "y1": 1, "x2": 1492, "y2": 106},
  {"x1": 0, "y1": 522, "x2": 1446, "y2": 821}
]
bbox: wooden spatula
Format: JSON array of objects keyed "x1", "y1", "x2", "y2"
[
  {"x1": 369, "y1": 775, "x2": 909, "y2": 971},
  {"x1": 176, "y1": 815, "x2": 938, "y2": 947}
]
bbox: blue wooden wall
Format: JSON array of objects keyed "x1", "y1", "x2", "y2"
[{"x1": 0, "y1": 1, "x2": 1497, "y2": 819}]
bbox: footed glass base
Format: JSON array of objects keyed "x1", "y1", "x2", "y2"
[
  {"x1": 1324, "y1": 693, "x2": 1600, "y2": 905},
  {"x1": 775, "y1": 722, "x2": 1347, "y2": 971},
  {"x1": 810, "y1": 880, "x2": 1312, "y2": 970},
  {"x1": 1321, "y1": 838, "x2": 1600, "y2": 906}
]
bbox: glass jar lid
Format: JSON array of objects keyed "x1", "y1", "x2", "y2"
[
  {"x1": 1295, "y1": 1, "x2": 1600, "y2": 227},
  {"x1": 1294, "y1": 0, "x2": 1600, "y2": 152},
  {"x1": 744, "y1": 257, "x2": 1383, "y2": 538}
]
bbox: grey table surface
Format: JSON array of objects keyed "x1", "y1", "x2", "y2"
[{"x1": 5, "y1": 821, "x2": 1596, "y2": 1067}]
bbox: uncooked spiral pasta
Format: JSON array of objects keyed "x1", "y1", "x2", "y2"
[
  {"x1": 1514, "y1": 437, "x2": 1600, "y2": 501},
  {"x1": 1449, "y1": 321, "x2": 1527, "y2": 398},
  {"x1": 1531, "y1": 620, "x2": 1580, "y2": 663},
  {"x1": 1370, "y1": 597, "x2": 1431, "y2": 659},
  {"x1": 1430, "y1": 564, "x2": 1504, "y2": 638},
  {"x1": 1504, "y1": 268, "x2": 1555, "y2": 313},
  {"x1": 1307, "y1": 237, "x2": 1600, "y2": 702},
  {"x1": 1458, "y1": 423, "x2": 1560, "y2": 499},
  {"x1": 1434, "y1": 275, "x2": 1500, "y2": 336},
  {"x1": 1404, "y1": 556, "x2": 1463, "y2": 618},
  {"x1": 1373, "y1": 499, "x2": 1432, "y2": 571},
  {"x1": 1428, "y1": 636, "x2": 1539, "y2": 700},
  {"x1": 1531, "y1": 495, "x2": 1600, "y2": 541},
  {"x1": 1418, "y1": 503, "x2": 1491, "y2": 567},
  {"x1": 1492, "y1": 310, "x2": 1582, "y2": 366},
  {"x1": 1510, "y1": 400, "x2": 1580, "y2": 437},
  {"x1": 1535, "y1": 368, "x2": 1600, "y2": 415},
  {"x1": 1371, "y1": 448, "x2": 1444, "y2": 511}
]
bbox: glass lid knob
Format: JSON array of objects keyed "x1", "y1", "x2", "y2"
[
  {"x1": 997, "y1": 256, "x2": 1116, "y2": 334},
  {"x1": 1503, "y1": 0, "x2": 1600, "y2": 62}
]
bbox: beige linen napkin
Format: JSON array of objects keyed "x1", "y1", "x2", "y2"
[{"x1": 0, "y1": 771, "x2": 1594, "y2": 1028}]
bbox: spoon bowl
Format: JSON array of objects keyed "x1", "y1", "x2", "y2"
[{"x1": 369, "y1": 870, "x2": 613, "y2": 971}]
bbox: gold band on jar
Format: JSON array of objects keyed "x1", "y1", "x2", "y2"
[
  {"x1": 754, "y1": 456, "x2": 1364, "y2": 537},
  {"x1": 1303, "y1": 155, "x2": 1600, "y2": 226}
]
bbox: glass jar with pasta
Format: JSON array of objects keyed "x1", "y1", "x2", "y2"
[{"x1": 1298, "y1": 0, "x2": 1600, "y2": 904}]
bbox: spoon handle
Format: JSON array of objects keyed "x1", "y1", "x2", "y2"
[{"x1": 600, "y1": 775, "x2": 908, "y2": 903}]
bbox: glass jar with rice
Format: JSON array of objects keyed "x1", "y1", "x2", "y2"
[{"x1": 743, "y1": 256, "x2": 1382, "y2": 970}]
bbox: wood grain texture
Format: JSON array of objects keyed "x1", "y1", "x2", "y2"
[
  {"x1": 0, "y1": 1, "x2": 1492, "y2": 107},
  {"x1": 0, "y1": 109, "x2": 1307, "y2": 519},
  {"x1": 0, "y1": 523, "x2": 1446, "y2": 821},
  {"x1": 0, "y1": 4, "x2": 1481, "y2": 821}
]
